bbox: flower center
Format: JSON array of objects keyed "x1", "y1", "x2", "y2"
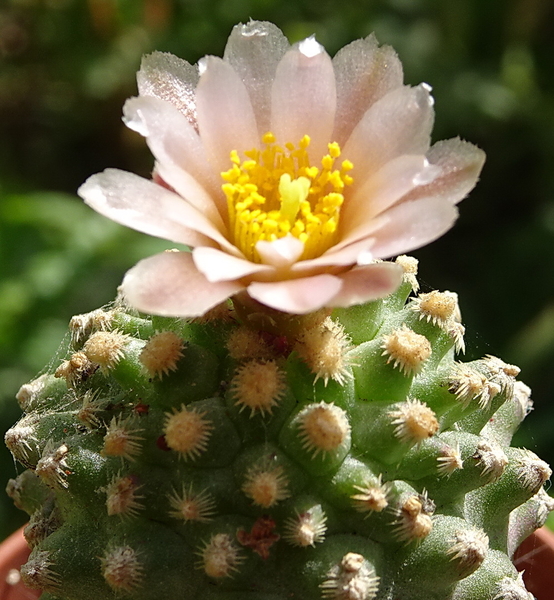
[{"x1": 221, "y1": 132, "x2": 354, "y2": 263}]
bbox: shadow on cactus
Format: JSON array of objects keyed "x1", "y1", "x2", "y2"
[{"x1": 5, "y1": 20, "x2": 551, "y2": 600}]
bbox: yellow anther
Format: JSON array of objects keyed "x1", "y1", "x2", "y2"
[
  {"x1": 321, "y1": 155, "x2": 334, "y2": 170},
  {"x1": 328, "y1": 142, "x2": 341, "y2": 158},
  {"x1": 262, "y1": 132, "x2": 276, "y2": 144},
  {"x1": 341, "y1": 160, "x2": 354, "y2": 171},
  {"x1": 328, "y1": 172, "x2": 344, "y2": 189},
  {"x1": 222, "y1": 132, "x2": 353, "y2": 262}
]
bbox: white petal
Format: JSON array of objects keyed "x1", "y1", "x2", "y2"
[
  {"x1": 196, "y1": 56, "x2": 259, "y2": 173},
  {"x1": 343, "y1": 84, "x2": 434, "y2": 176},
  {"x1": 79, "y1": 169, "x2": 237, "y2": 253},
  {"x1": 122, "y1": 251, "x2": 242, "y2": 317},
  {"x1": 332, "y1": 34, "x2": 404, "y2": 145},
  {"x1": 327, "y1": 262, "x2": 404, "y2": 307},
  {"x1": 341, "y1": 154, "x2": 440, "y2": 233},
  {"x1": 271, "y1": 41, "x2": 336, "y2": 160},
  {"x1": 123, "y1": 96, "x2": 224, "y2": 220},
  {"x1": 137, "y1": 51, "x2": 198, "y2": 126},
  {"x1": 223, "y1": 20, "x2": 289, "y2": 134},
  {"x1": 255, "y1": 235, "x2": 304, "y2": 268},
  {"x1": 193, "y1": 247, "x2": 272, "y2": 282},
  {"x1": 247, "y1": 275, "x2": 342, "y2": 314},
  {"x1": 370, "y1": 196, "x2": 459, "y2": 258},
  {"x1": 402, "y1": 137, "x2": 486, "y2": 205},
  {"x1": 291, "y1": 236, "x2": 377, "y2": 275}
]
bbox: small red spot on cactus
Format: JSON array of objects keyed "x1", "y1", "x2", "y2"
[
  {"x1": 133, "y1": 403, "x2": 150, "y2": 416},
  {"x1": 156, "y1": 435, "x2": 170, "y2": 451},
  {"x1": 236, "y1": 516, "x2": 280, "y2": 559},
  {"x1": 259, "y1": 331, "x2": 291, "y2": 356}
]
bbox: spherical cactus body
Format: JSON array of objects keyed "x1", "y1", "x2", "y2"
[{"x1": 6, "y1": 257, "x2": 552, "y2": 600}]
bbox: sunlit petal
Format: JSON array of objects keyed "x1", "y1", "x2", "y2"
[
  {"x1": 248, "y1": 275, "x2": 342, "y2": 314},
  {"x1": 271, "y1": 39, "x2": 336, "y2": 161},
  {"x1": 328, "y1": 262, "x2": 404, "y2": 307},
  {"x1": 224, "y1": 20, "x2": 289, "y2": 134},
  {"x1": 196, "y1": 56, "x2": 259, "y2": 172},
  {"x1": 193, "y1": 247, "x2": 272, "y2": 282},
  {"x1": 122, "y1": 251, "x2": 242, "y2": 317}
]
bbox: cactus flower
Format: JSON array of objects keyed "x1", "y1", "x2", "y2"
[{"x1": 78, "y1": 21, "x2": 485, "y2": 316}]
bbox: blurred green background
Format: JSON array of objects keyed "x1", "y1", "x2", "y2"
[{"x1": 1, "y1": 0, "x2": 554, "y2": 540}]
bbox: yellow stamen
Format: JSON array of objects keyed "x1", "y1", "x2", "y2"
[{"x1": 221, "y1": 133, "x2": 353, "y2": 263}]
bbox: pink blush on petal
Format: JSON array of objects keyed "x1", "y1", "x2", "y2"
[
  {"x1": 247, "y1": 274, "x2": 342, "y2": 314},
  {"x1": 327, "y1": 262, "x2": 404, "y2": 307},
  {"x1": 122, "y1": 251, "x2": 242, "y2": 317}
]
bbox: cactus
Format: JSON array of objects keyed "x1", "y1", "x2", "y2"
[
  {"x1": 5, "y1": 19, "x2": 552, "y2": 600},
  {"x1": 5, "y1": 256, "x2": 553, "y2": 600}
]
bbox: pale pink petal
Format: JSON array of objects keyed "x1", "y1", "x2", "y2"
[
  {"x1": 370, "y1": 196, "x2": 459, "y2": 258},
  {"x1": 291, "y1": 236, "x2": 377, "y2": 275},
  {"x1": 223, "y1": 20, "x2": 289, "y2": 134},
  {"x1": 327, "y1": 262, "x2": 404, "y2": 307},
  {"x1": 154, "y1": 161, "x2": 226, "y2": 228},
  {"x1": 327, "y1": 214, "x2": 388, "y2": 256},
  {"x1": 332, "y1": 34, "x2": 403, "y2": 145},
  {"x1": 192, "y1": 247, "x2": 272, "y2": 282},
  {"x1": 271, "y1": 38, "x2": 336, "y2": 160},
  {"x1": 255, "y1": 236, "x2": 304, "y2": 268},
  {"x1": 79, "y1": 169, "x2": 209, "y2": 248},
  {"x1": 196, "y1": 56, "x2": 259, "y2": 173},
  {"x1": 122, "y1": 251, "x2": 242, "y2": 317},
  {"x1": 401, "y1": 137, "x2": 486, "y2": 206},
  {"x1": 78, "y1": 169, "x2": 239, "y2": 254},
  {"x1": 123, "y1": 96, "x2": 224, "y2": 221},
  {"x1": 137, "y1": 51, "x2": 198, "y2": 127},
  {"x1": 247, "y1": 275, "x2": 342, "y2": 314},
  {"x1": 343, "y1": 84, "x2": 434, "y2": 178},
  {"x1": 341, "y1": 155, "x2": 440, "y2": 233}
]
